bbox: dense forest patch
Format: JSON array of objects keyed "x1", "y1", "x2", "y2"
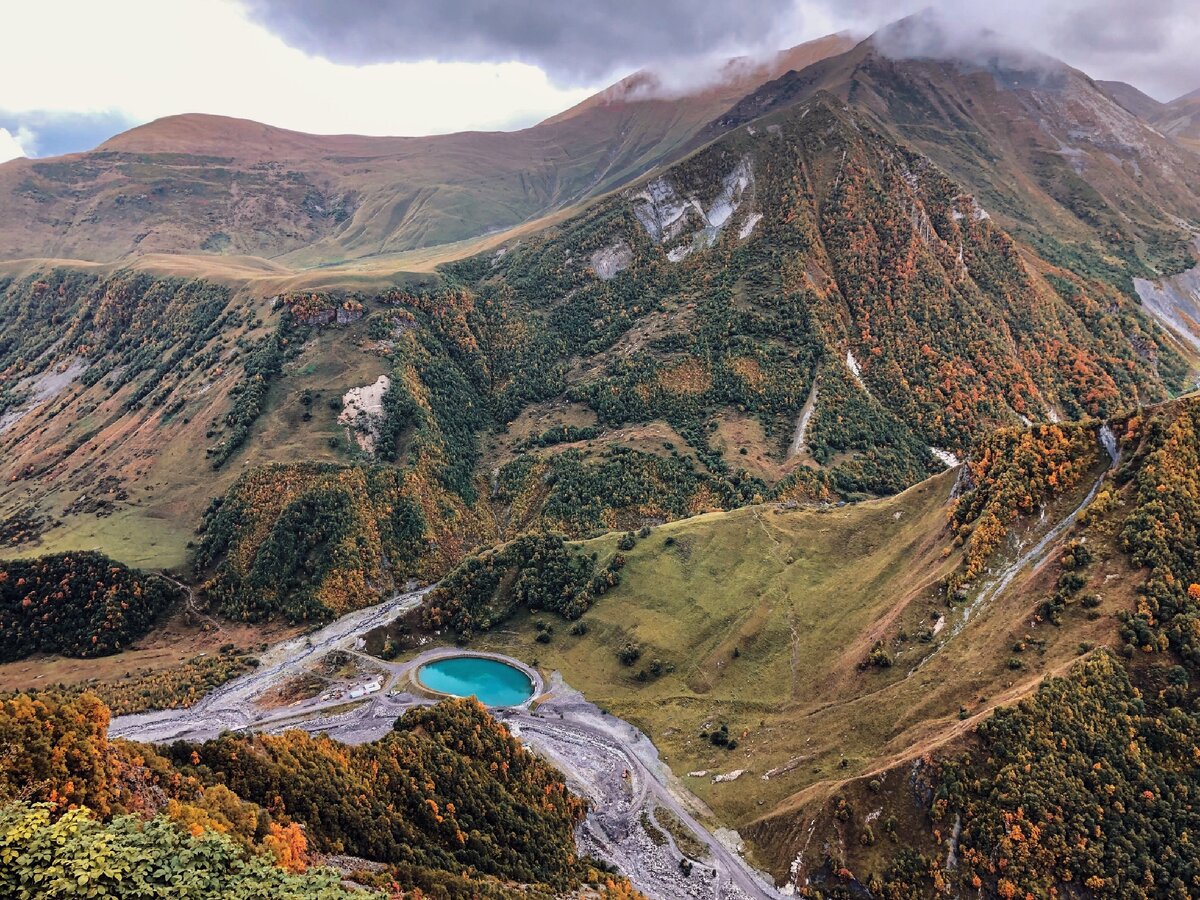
[
  {"x1": 194, "y1": 462, "x2": 429, "y2": 622},
  {"x1": 947, "y1": 422, "x2": 1104, "y2": 593},
  {"x1": 1117, "y1": 398, "x2": 1200, "y2": 671},
  {"x1": 932, "y1": 652, "x2": 1200, "y2": 899},
  {"x1": 0, "y1": 551, "x2": 183, "y2": 662},
  {"x1": 421, "y1": 533, "x2": 622, "y2": 637},
  {"x1": 0, "y1": 801, "x2": 366, "y2": 900},
  {"x1": 171, "y1": 700, "x2": 592, "y2": 891},
  {"x1": 0, "y1": 690, "x2": 638, "y2": 898}
]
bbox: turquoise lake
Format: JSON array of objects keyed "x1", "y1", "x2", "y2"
[{"x1": 417, "y1": 656, "x2": 534, "y2": 706}]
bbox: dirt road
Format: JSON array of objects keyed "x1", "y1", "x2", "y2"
[{"x1": 109, "y1": 586, "x2": 429, "y2": 743}]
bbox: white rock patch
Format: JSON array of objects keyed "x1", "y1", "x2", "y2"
[
  {"x1": 951, "y1": 194, "x2": 991, "y2": 223},
  {"x1": 929, "y1": 447, "x2": 960, "y2": 468},
  {"x1": 0, "y1": 357, "x2": 87, "y2": 435},
  {"x1": 339, "y1": 375, "x2": 391, "y2": 455},
  {"x1": 589, "y1": 240, "x2": 633, "y2": 281},
  {"x1": 1134, "y1": 257, "x2": 1200, "y2": 353},
  {"x1": 712, "y1": 769, "x2": 745, "y2": 784},
  {"x1": 630, "y1": 177, "x2": 697, "y2": 244},
  {"x1": 738, "y1": 212, "x2": 763, "y2": 239},
  {"x1": 705, "y1": 157, "x2": 753, "y2": 229},
  {"x1": 788, "y1": 382, "x2": 819, "y2": 458},
  {"x1": 631, "y1": 156, "x2": 756, "y2": 263},
  {"x1": 846, "y1": 351, "x2": 863, "y2": 384}
]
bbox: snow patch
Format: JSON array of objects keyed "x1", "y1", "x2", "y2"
[{"x1": 786, "y1": 819, "x2": 820, "y2": 893}]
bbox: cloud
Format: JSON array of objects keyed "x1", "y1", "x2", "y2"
[
  {"x1": 803, "y1": 0, "x2": 1200, "y2": 101},
  {"x1": 241, "y1": 0, "x2": 1200, "y2": 101},
  {"x1": 0, "y1": 127, "x2": 32, "y2": 163},
  {"x1": 0, "y1": 0, "x2": 596, "y2": 146},
  {"x1": 239, "y1": 0, "x2": 808, "y2": 86},
  {"x1": 1, "y1": 0, "x2": 1199, "y2": 158}
]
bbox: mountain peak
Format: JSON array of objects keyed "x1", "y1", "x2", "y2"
[
  {"x1": 540, "y1": 32, "x2": 856, "y2": 127},
  {"x1": 868, "y1": 9, "x2": 1069, "y2": 90},
  {"x1": 96, "y1": 112, "x2": 414, "y2": 158}
]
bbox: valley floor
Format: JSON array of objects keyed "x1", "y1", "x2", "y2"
[{"x1": 108, "y1": 590, "x2": 788, "y2": 900}]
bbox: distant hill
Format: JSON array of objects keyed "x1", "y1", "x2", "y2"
[
  {"x1": 1097, "y1": 79, "x2": 1167, "y2": 120},
  {"x1": 0, "y1": 34, "x2": 853, "y2": 266},
  {"x1": 1098, "y1": 80, "x2": 1200, "y2": 144},
  {"x1": 1156, "y1": 86, "x2": 1200, "y2": 141}
]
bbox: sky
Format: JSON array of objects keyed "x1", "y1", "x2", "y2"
[{"x1": 1, "y1": 0, "x2": 1198, "y2": 163}]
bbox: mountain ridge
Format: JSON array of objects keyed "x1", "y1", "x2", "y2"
[
  {"x1": 4, "y1": 15, "x2": 1200, "y2": 899},
  {"x1": 0, "y1": 34, "x2": 855, "y2": 267}
]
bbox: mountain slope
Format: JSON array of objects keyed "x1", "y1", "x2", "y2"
[
  {"x1": 466, "y1": 397, "x2": 1200, "y2": 896},
  {"x1": 712, "y1": 24, "x2": 1200, "y2": 286},
  {"x1": 0, "y1": 35, "x2": 853, "y2": 266},
  {"x1": 1, "y1": 86, "x2": 1189, "y2": 595}
]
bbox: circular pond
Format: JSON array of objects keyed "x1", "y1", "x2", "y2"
[{"x1": 416, "y1": 655, "x2": 534, "y2": 706}]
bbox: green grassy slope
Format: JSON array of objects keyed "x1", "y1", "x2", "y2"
[{"x1": 467, "y1": 413, "x2": 1183, "y2": 889}]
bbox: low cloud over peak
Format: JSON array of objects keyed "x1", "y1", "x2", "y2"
[
  {"x1": 240, "y1": 0, "x2": 1200, "y2": 101},
  {"x1": 827, "y1": 0, "x2": 1200, "y2": 101}
]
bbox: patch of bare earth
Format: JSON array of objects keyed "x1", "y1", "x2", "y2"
[{"x1": 338, "y1": 374, "x2": 391, "y2": 454}]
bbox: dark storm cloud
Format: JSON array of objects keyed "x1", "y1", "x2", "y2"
[
  {"x1": 241, "y1": 0, "x2": 798, "y2": 85},
  {"x1": 242, "y1": 0, "x2": 1200, "y2": 101},
  {"x1": 0, "y1": 110, "x2": 137, "y2": 157}
]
